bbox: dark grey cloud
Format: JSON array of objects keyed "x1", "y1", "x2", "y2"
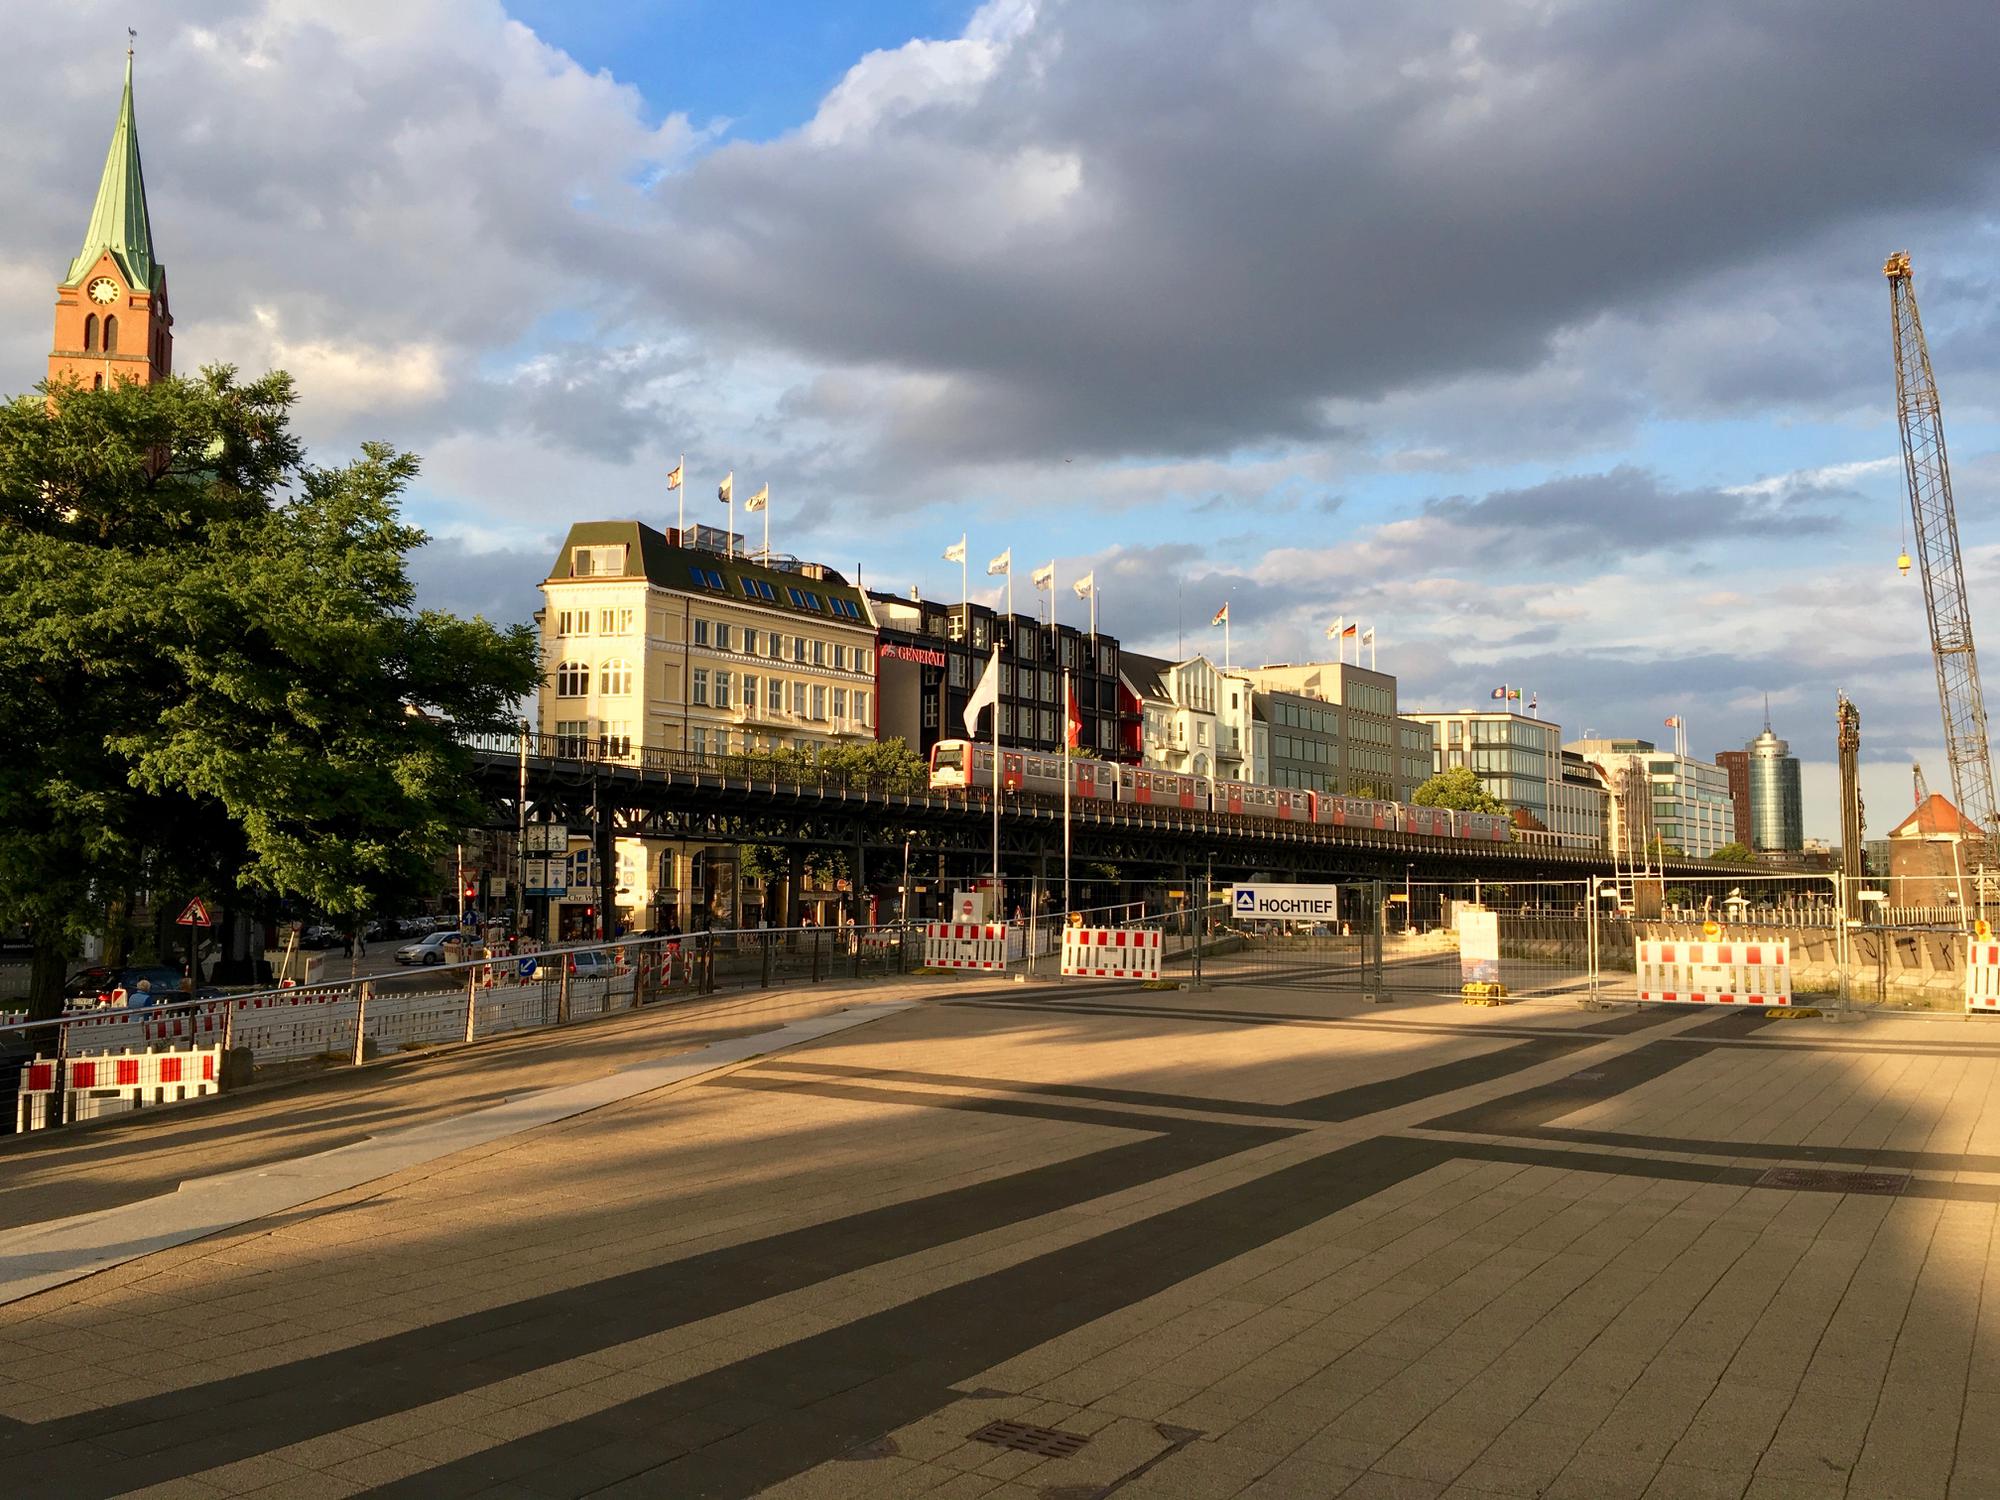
[
  {"x1": 643, "y1": 0, "x2": 2000, "y2": 467},
  {"x1": 1417, "y1": 467, "x2": 1842, "y2": 568},
  {"x1": 404, "y1": 535, "x2": 551, "y2": 627}
]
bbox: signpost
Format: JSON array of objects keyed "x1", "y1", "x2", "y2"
[
  {"x1": 175, "y1": 897, "x2": 213, "y2": 995},
  {"x1": 1229, "y1": 884, "x2": 1341, "y2": 922}
]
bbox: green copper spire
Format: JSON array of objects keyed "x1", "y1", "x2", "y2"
[{"x1": 66, "y1": 49, "x2": 160, "y2": 292}]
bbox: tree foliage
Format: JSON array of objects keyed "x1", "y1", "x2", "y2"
[
  {"x1": 0, "y1": 368, "x2": 538, "y2": 1015},
  {"x1": 1410, "y1": 766, "x2": 1505, "y2": 813},
  {"x1": 1709, "y1": 842, "x2": 1758, "y2": 865}
]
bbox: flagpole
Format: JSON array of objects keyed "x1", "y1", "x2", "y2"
[
  {"x1": 677, "y1": 452, "x2": 685, "y2": 541},
  {"x1": 1368, "y1": 629, "x2": 1376, "y2": 671},
  {"x1": 763, "y1": 486, "x2": 771, "y2": 559},
  {"x1": 990, "y1": 646, "x2": 1001, "y2": 901},
  {"x1": 1224, "y1": 612, "x2": 1231, "y2": 672},
  {"x1": 1062, "y1": 663, "x2": 1072, "y2": 920}
]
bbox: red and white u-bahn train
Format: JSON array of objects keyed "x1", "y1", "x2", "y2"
[{"x1": 928, "y1": 740, "x2": 1511, "y2": 844}]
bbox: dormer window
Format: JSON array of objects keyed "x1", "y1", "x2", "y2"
[{"x1": 572, "y1": 544, "x2": 627, "y2": 577}]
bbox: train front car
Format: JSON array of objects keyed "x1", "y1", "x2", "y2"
[{"x1": 929, "y1": 739, "x2": 976, "y2": 789}]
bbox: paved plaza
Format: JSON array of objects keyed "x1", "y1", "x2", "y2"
[{"x1": 2, "y1": 976, "x2": 1999, "y2": 1498}]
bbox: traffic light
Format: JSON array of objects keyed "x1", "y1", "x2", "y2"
[{"x1": 464, "y1": 883, "x2": 477, "y2": 901}]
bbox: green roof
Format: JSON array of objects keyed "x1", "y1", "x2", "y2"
[
  {"x1": 548, "y1": 521, "x2": 871, "y2": 621},
  {"x1": 66, "y1": 53, "x2": 161, "y2": 293}
]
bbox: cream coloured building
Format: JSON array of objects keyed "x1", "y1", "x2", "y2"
[{"x1": 536, "y1": 521, "x2": 879, "y2": 934}]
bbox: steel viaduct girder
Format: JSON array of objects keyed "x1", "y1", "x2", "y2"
[{"x1": 465, "y1": 750, "x2": 1744, "y2": 884}]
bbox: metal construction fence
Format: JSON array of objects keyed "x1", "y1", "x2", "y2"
[{"x1": 0, "y1": 902, "x2": 1191, "y2": 1136}]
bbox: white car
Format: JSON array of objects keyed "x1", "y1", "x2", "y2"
[{"x1": 395, "y1": 931, "x2": 465, "y2": 965}]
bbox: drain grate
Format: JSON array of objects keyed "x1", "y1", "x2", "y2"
[
  {"x1": 1758, "y1": 1166, "x2": 1909, "y2": 1196},
  {"x1": 969, "y1": 1419, "x2": 1090, "y2": 1459}
]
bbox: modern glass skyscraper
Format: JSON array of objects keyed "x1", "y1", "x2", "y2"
[{"x1": 1747, "y1": 725, "x2": 1804, "y2": 853}]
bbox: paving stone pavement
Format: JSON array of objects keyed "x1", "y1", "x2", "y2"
[{"x1": 2, "y1": 981, "x2": 1999, "y2": 1498}]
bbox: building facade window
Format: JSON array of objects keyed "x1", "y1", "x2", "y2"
[
  {"x1": 693, "y1": 618, "x2": 710, "y2": 646},
  {"x1": 743, "y1": 675, "x2": 760, "y2": 717},
  {"x1": 792, "y1": 681, "x2": 808, "y2": 715},
  {"x1": 103, "y1": 315, "x2": 118, "y2": 353},
  {"x1": 555, "y1": 661, "x2": 589, "y2": 697},
  {"x1": 716, "y1": 622, "x2": 733, "y2": 652},
  {"x1": 768, "y1": 677, "x2": 784, "y2": 712},
  {"x1": 714, "y1": 672, "x2": 733, "y2": 709},
  {"x1": 599, "y1": 660, "x2": 632, "y2": 695},
  {"x1": 555, "y1": 719, "x2": 589, "y2": 757},
  {"x1": 691, "y1": 669, "x2": 709, "y2": 706},
  {"x1": 811, "y1": 684, "x2": 827, "y2": 720}
]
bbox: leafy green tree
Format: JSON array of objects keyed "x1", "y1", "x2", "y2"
[
  {"x1": 1709, "y1": 842, "x2": 1757, "y2": 865},
  {"x1": 1410, "y1": 766, "x2": 1505, "y2": 813},
  {"x1": 0, "y1": 368, "x2": 537, "y2": 1017}
]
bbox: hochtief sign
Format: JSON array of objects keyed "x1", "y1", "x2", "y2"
[{"x1": 1230, "y1": 884, "x2": 1340, "y2": 921}]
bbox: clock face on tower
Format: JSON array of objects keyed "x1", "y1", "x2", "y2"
[{"x1": 87, "y1": 278, "x2": 119, "y2": 305}]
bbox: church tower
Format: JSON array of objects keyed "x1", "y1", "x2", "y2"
[{"x1": 49, "y1": 47, "x2": 172, "y2": 392}]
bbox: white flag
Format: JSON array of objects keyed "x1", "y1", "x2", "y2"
[
  {"x1": 987, "y1": 549, "x2": 1011, "y2": 576},
  {"x1": 717, "y1": 472, "x2": 733, "y2": 504},
  {"x1": 1031, "y1": 561, "x2": 1055, "y2": 590},
  {"x1": 1361, "y1": 627, "x2": 1375, "y2": 644},
  {"x1": 745, "y1": 483, "x2": 769, "y2": 512},
  {"x1": 943, "y1": 535, "x2": 967, "y2": 564},
  {"x1": 1324, "y1": 616, "x2": 1344, "y2": 640},
  {"x1": 963, "y1": 645, "x2": 1002, "y2": 737},
  {"x1": 1072, "y1": 572, "x2": 1095, "y2": 599}
]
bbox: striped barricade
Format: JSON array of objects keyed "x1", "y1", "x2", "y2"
[
  {"x1": 15, "y1": 1057, "x2": 58, "y2": 1133},
  {"x1": 1061, "y1": 928, "x2": 1163, "y2": 981},
  {"x1": 51, "y1": 1046, "x2": 223, "y2": 1127},
  {"x1": 1965, "y1": 940, "x2": 2000, "y2": 1013},
  {"x1": 1637, "y1": 939, "x2": 1792, "y2": 1006},
  {"x1": 924, "y1": 923, "x2": 1009, "y2": 971}
]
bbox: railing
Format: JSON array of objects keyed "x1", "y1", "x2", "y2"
[{"x1": 0, "y1": 923, "x2": 943, "y2": 1136}]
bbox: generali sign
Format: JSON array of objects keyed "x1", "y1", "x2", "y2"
[{"x1": 879, "y1": 641, "x2": 947, "y2": 668}]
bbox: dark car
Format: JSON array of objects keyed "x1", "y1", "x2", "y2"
[{"x1": 62, "y1": 965, "x2": 191, "y2": 1001}]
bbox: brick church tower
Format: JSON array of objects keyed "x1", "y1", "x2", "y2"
[{"x1": 48, "y1": 48, "x2": 172, "y2": 392}]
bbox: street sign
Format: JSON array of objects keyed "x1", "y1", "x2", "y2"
[
  {"x1": 1230, "y1": 884, "x2": 1341, "y2": 922},
  {"x1": 523, "y1": 858, "x2": 568, "y2": 898},
  {"x1": 517, "y1": 956, "x2": 537, "y2": 979},
  {"x1": 175, "y1": 897, "x2": 214, "y2": 928}
]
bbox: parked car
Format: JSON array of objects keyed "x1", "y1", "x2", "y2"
[
  {"x1": 299, "y1": 925, "x2": 342, "y2": 949},
  {"x1": 394, "y1": 931, "x2": 465, "y2": 966},
  {"x1": 63, "y1": 965, "x2": 190, "y2": 1001},
  {"x1": 530, "y1": 950, "x2": 618, "y2": 981}
]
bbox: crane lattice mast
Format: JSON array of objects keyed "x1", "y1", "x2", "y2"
[{"x1": 1886, "y1": 251, "x2": 1997, "y2": 849}]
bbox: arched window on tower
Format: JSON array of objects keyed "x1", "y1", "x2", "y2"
[
  {"x1": 84, "y1": 314, "x2": 98, "y2": 352},
  {"x1": 92, "y1": 374, "x2": 104, "y2": 390},
  {"x1": 103, "y1": 315, "x2": 118, "y2": 353}
]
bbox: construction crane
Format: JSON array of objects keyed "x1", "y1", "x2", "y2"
[{"x1": 1886, "y1": 251, "x2": 1997, "y2": 849}]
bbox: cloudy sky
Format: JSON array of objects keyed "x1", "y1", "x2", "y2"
[{"x1": 6, "y1": 0, "x2": 1999, "y2": 838}]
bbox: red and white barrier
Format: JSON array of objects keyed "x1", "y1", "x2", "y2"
[
  {"x1": 1061, "y1": 928, "x2": 1163, "y2": 981},
  {"x1": 1637, "y1": 939, "x2": 1792, "y2": 1006},
  {"x1": 925, "y1": 922, "x2": 1009, "y2": 971},
  {"x1": 15, "y1": 1057, "x2": 59, "y2": 1133},
  {"x1": 1965, "y1": 940, "x2": 2000, "y2": 1013},
  {"x1": 15, "y1": 1046, "x2": 223, "y2": 1131}
]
